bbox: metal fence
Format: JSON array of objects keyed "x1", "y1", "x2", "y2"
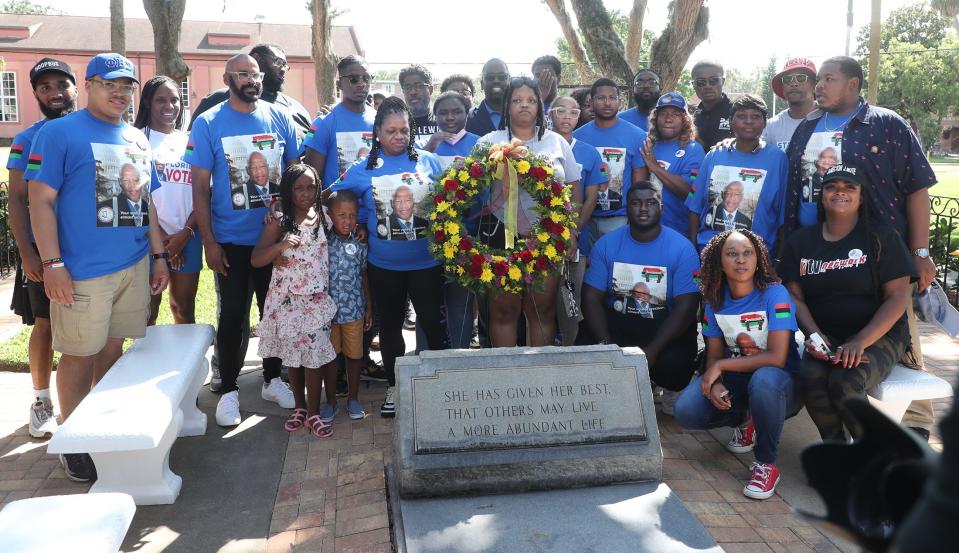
[
  {"x1": 930, "y1": 195, "x2": 959, "y2": 307},
  {"x1": 0, "y1": 182, "x2": 16, "y2": 279}
]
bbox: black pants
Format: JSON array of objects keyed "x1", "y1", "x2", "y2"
[
  {"x1": 606, "y1": 309, "x2": 699, "y2": 391},
  {"x1": 367, "y1": 263, "x2": 448, "y2": 385},
  {"x1": 215, "y1": 243, "x2": 281, "y2": 393}
]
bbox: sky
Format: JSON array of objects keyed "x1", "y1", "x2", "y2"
[{"x1": 32, "y1": 0, "x2": 927, "y2": 78}]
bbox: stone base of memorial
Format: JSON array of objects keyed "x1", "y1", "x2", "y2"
[{"x1": 387, "y1": 345, "x2": 721, "y2": 553}]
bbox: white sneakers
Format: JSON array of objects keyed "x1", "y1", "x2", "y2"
[
  {"x1": 216, "y1": 391, "x2": 241, "y2": 427},
  {"x1": 262, "y1": 378, "x2": 295, "y2": 409},
  {"x1": 29, "y1": 398, "x2": 57, "y2": 439}
]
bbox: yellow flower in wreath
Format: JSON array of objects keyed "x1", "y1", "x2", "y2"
[
  {"x1": 480, "y1": 267, "x2": 494, "y2": 283},
  {"x1": 445, "y1": 221, "x2": 460, "y2": 235},
  {"x1": 443, "y1": 243, "x2": 456, "y2": 259},
  {"x1": 458, "y1": 170, "x2": 470, "y2": 181},
  {"x1": 561, "y1": 227, "x2": 571, "y2": 240},
  {"x1": 508, "y1": 266, "x2": 522, "y2": 281},
  {"x1": 549, "y1": 212, "x2": 563, "y2": 224},
  {"x1": 536, "y1": 232, "x2": 550, "y2": 243},
  {"x1": 516, "y1": 160, "x2": 531, "y2": 174},
  {"x1": 549, "y1": 197, "x2": 564, "y2": 207},
  {"x1": 544, "y1": 244, "x2": 558, "y2": 260},
  {"x1": 437, "y1": 201, "x2": 450, "y2": 212}
]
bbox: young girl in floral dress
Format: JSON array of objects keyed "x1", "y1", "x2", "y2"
[{"x1": 253, "y1": 164, "x2": 337, "y2": 437}]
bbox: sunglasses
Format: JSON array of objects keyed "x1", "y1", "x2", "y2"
[
  {"x1": 781, "y1": 74, "x2": 811, "y2": 85},
  {"x1": 341, "y1": 74, "x2": 372, "y2": 85},
  {"x1": 692, "y1": 77, "x2": 723, "y2": 87}
]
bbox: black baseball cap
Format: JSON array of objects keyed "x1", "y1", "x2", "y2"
[
  {"x1": 29, "y1": 58, "x2": 76, "y2": 89},
  {"x1": 821, "y1": 164, "x2": 864, "y2": 187}
]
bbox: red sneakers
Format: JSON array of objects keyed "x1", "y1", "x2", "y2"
[
  {"x1": 727, "y1": 416, "x2": 756, "y2": 453},
  {"x1": 744, "y1": 462, "x2": 780, "y2": 500}
]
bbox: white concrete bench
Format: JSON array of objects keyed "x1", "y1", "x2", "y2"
[
  {"x1": 47, "y1": 324, "x2": 215, "y2": 505},
  {"x1": 795, "y1": 333, "x2": 953, "y2": 423},
  {"x1": 0, "y1": 493, "x2": 135, "y2": 553}
]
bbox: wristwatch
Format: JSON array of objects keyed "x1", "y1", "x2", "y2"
[
  {"x1": 912, "y1": 248, "x2": 930, "y2": 258},
  {"x1": 152, "y1": 252, "x2": 170, "y2": 260}
]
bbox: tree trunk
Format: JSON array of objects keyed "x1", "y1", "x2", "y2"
[
  {"x1": 311, "y1": 0, "x2": 337, "y2": 107},
  {"x1": 625, "y1": 0, "x2": 647, "y2": 71},
  {"x1": 143, "y1": 0, "x2": 189, "y2": 82},
  {"x1": 110, "y1": 0, "x2": 125, "y2": 56},
  {"x1": 570, "y1": 0, "x2": 633, "y2": 87},
  {"x1": 649, "y1": 0, "x2": 709, "y2": 92},
  {"x1": 544, "y1": 0, "x2": 593, "y2": 83}
]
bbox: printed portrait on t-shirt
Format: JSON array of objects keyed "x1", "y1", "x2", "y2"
[
  {"x1": 221, "y1": 133, "x2": 283, "y2": 210},
  {"x1": 714, "y1": 311, "x2": 771, "y2": 357},
  {"x1": 610, "y1": 262, "x2": 668, "y2": 320},
  {"x1": 649, "y1": 160, "x2": 671, "y2": 195},
  {"x1": 336, "y1": 131, "x2": 374, "y2": 174},
  {"x1": 702, "y1": 165, "x2": 765, "y2": 232},
  {"x1": 438, "y1": 155, "x2": 466, "y2": 172},
  {"x1": 801, "y1": 131, "x2": 843, "y2": 203},
  {"x1": 93, "y1": 143, "x2": 152, "y2": 228},
  {"x1": 595, "y1": 148, "x2": 626, "y2": 211},
  {"x1": 372, "y1": 172, "x2": 432, "y2": 240}
]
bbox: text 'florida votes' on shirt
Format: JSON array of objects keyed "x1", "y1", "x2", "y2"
[
  {"x1": 649, "y1": 138, "x2": 705, "y2": 236},
  {"x1": 7, "y1": 118, "x2": 48, "y2": 244},
  {"x1": 702, "y1": 282, "x2": 801, "y2": 374},
  {"x1": 186, "y1": 101, "x2": 301, "y2": 246},
  {"x1": 778, "y1": 220, "x2": 916, "y2": 342},
  {"x1": 583, "y1": 225, "x2": 700, "y2": 321},
  {"x1": 302, "y1": 103, "x2": 376, "y2": 189},
  {"x1": 147, "y1": 129, "x2": 192, "y2": 236},
  {"x1": 684, "y1": 142, "x2": 787, "y2": 252},
  {"x1": 572, "y1": 118, "x2": 647, "y2": 218},
  {"x1": 570, "y1": 137, "x2": 608, "y2": 257},
  {"x1": 329, "y1": 151, "x2": 443, "y2": 271},
  {"x1": 25, "y1": 109, "x2": 153, "y2": 281}
]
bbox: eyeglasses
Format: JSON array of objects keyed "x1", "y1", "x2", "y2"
[
  {"x1": 483, "y1": 72, "x2": 510, "y2": 82},
  {"x1": 401, "y1": 81, "x2": 429, "y2": 93},
  {"x1": 781, "y1": 74, "x2": 811, "y2": 85},
  {"x1": 264, "y1": 55, "x2": 289, "y2": 70},
  {"x1": 89, "y1": 79, "x2": 137, "y2": 96},
  {"x1": 230, "y1": 71, "x2": 264, "y2": 82},
  {"x1": 634, "y1": 78, "x2": 659, "y2": 88},
  {"x1": 692, "y1": 77, "x2": 723, "y2": 87},
  {"x1": 549, "y1": 106, "x2": 581, "y2": 118},
  {"x1": 341, "y1": 74, "x2": 371, "y2": 85}
]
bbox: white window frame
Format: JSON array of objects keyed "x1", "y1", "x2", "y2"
[
  {"x1": 0, "y1": 72, "x2": 19, "y2": 123},
  {"x1": 180, "y1": 77, "x2": 190, "y2": 110}
]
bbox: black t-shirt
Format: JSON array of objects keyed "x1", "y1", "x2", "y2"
[
  {"x1": 778, "y1": 220, "x2": 916, "y2": 341},
  {"x1": 412, "y1": 114, "x2": 438, "y2": 148},
  {"x1": 693, "y1": 94, "x2": 734, "y2": 150}
]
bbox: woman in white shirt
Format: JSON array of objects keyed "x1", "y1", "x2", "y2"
[{"x1": 477, "y1": 76, "x2": 580, "y2": 347}]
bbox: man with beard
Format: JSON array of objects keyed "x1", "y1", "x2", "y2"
[
  {"x1": 573, "y1": 78, "x2": 649, "y2": 245},
  {"x1": 620, "y1": 69, "x2": 661, "y2": 131},
  {"x1": 763, "y1": 58, "x2": 817, "y2": 152},
  {"x1": 188, "y1": 54, "x2": 301, "y2": 427},
  {"x1": 782, "y1": 56, "x2": 938, "y2": 441},
  {"x1": 582, "y1": 183, "x2": 700, "y2": 406},
  {"x1": 466, "y1": 58, "x2": 510, "y2": 136},
  {"x1": 7, "y1": 58, "x2": 77, "y2": 440},
  {"x1": 191, "y1": 44, "x2": 311, "y2": 140},
  {"x1": 399, "y1": 64, "x2": 438, "y2": 149},
  {"x1": 691, "y1": 61, "x2": 734, "y2": 150}
]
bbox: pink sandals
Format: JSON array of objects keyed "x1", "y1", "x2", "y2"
[
  {"x1": 306, "y1": 414, "x2": 333, "y2": 438},
  {"x1": 284, "y1": 408, "x2": 308, "y2": 432}
]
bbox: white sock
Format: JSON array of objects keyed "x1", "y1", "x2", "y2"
[{"x1": 36, "y1": 388, "x2": 51, "y2": 401}]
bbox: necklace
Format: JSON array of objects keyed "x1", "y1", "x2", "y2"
[{"x1": 822, "y1": 103, "x2": 861, "y2": 132}]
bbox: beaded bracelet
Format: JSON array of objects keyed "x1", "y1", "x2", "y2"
[{"x1": 41, "y1": 257, "x2": 63, "y2": 268}]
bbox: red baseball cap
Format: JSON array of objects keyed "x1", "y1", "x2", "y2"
[{"x1": 772, "y1": 57, "x2": 817, "y2": 99}]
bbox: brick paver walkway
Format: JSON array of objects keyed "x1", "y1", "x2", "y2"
[{"x1": 0, "y1": 323, "x2": 955, "y2": 553}]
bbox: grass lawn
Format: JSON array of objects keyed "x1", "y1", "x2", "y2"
[
  {"x1": 1, "y1": 146, "x2": 9, "y2": 183},
  {"x1": 931, "y1": 163, "x2": 959, "y2": 198},
  {"x1": 0, "y1": 267, "x2": 259, "y2": 372}
]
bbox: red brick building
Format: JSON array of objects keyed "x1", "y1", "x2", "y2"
[{"x1": 0, "y1": 14, "x2": 363, "y2": 140}]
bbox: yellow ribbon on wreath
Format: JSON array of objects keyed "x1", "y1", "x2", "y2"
[{"x1": 488, "y1": 138, "x2": 530, "y2": 249}]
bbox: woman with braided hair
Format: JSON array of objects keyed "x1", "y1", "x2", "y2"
[
  {"x1": 327, "y1": 96, "x2": 447, "y2": 418},
  {"x1": 674, "y1": 229, "x2": 803, "y2": 500}
]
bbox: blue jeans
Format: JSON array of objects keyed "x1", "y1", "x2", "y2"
[{"x1": 674, "y1": 367, "x2": 803, "y2": 464}]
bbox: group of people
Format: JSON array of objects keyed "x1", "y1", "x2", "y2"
[{"x1": 7, "y1": 44, "x2": 940, "y2": 501}]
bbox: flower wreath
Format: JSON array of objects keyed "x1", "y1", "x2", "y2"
[{"x1": 426, "y1": 139, "x2": 577, "y2": 294}]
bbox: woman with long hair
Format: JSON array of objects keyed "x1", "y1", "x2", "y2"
[
  {"x1": 778, "y1": 165, "x2": 915, "y2": 441},
  {"x1": 674, "y1": 229, "x2": 802, "y2": 500},
  {"x1": 326, "y1": 96, "x2": 447, "y2": 418},
  {"x1": 476, "y1": 76, "x2": 581, "y2": 347},
  {"x1": 135, "y1": 76, "x2": 199, "y2": 325}
]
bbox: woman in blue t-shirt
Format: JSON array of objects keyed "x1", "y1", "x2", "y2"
[
  {"x1": 674, "y1": 229, "x2": 803, "y2": 501},
  {"x1": 134, "y1": 76, "x2": 200, "y2": 326},
  {"x1": 327, "y1": 97, "x2": 447, "y2": 418}
]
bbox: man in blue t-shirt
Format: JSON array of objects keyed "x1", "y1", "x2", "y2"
[
  {"x1": 573, "y1": 78, "x2": 649, "y2": 246},
  {"x1": 188, "y1": 54, "x2": 301, "y2": 427},
  {"x1": 619, "y1": 69, "x2": 661, "y2": 131},
  {"x1": 28, "y1": 53, "x2": 169, "y2": 482},
  {"x1": 582, "y1": 182, "x2": 701, "y2": 397},
  {"x1": 7, "y1": 57, "x2": 78, "y2": 441}
]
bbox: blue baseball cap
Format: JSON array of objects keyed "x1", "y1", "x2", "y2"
[
  {"x1": 85, "y1": 53, "x2": 138, "y2": 83},
  {"x1": 655, "y1": 92, "x2": 688, "y2": 111}
]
